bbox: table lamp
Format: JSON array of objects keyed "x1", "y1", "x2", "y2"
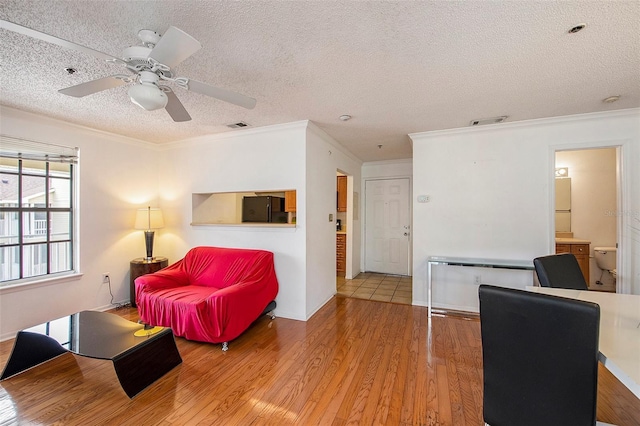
[{"x1": 134, "y1": 206, "x2": 164, "y2": 261}]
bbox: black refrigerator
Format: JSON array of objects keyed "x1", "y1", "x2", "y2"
[{"x1": 242, "y1": 196, "x2": 288, "y2": 223}]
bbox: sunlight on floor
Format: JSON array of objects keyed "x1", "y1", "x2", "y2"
[{"x1": 249, "y1": 398, "x2": 298, "y2": 422}]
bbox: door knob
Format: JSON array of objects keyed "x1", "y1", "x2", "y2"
[{"x1": 404, "y1": 232, "x2": 409, "y2": 236}]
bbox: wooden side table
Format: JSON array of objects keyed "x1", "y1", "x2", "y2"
[{"x1": 130, "y1": 257, "x2": 168, "y2": 308}]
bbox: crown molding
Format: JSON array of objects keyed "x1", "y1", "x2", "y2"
[
  {"x1": 0, "y1": 105, "x2": 156, "y2": 149},
  {"x1": 162, "y1": 120, "x2": 309, "y2": 150},
  {"x1": 409, "y1": 108, "x2": 640, "y2": 141},
  {"x1": 362, "y1": 158, "x2": 412, "y2": 167}
]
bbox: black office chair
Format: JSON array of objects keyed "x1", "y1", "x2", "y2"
[
  {"x1": 533, "y1": 253, "x2": 589, "y2": 290},
  {"x1": 479, "y1": 285, "x2": 601, "y2": 426}
]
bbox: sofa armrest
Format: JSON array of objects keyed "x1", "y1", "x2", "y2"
[{"x1": 135, "y1": 266, "x2": 190, "y2": 292}]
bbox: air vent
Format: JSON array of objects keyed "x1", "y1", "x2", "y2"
[
  {"x1": 227, "y1": 121, "x2": 250, "y2": 129},
  {"x1": 469, "y1": 116, "x2": 508, "y2": 126}
]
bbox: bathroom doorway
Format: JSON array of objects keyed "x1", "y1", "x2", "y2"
[{"x1": 555, "y1": 147, "x2": 619, "y2": 292}]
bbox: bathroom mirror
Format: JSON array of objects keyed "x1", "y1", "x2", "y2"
[{"x1": 555, "y1": 178, "x2": 571, "y2": 232}]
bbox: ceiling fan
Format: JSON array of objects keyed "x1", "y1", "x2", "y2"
[{"x1": 0, "y1": 19, "x2": 256, "y2": 122}]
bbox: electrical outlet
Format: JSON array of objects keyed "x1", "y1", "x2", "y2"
[
  {"x1": 474, "y1": 275, "x2": 482, "y2": 285},
  {"x1": 102, "y1": 273, "x2": 110, "y2": 284}
]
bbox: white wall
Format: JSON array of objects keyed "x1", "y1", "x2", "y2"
[
  {"x1": 410, "y1": 109, "x2": 640, "y2": 312},
  {"x1": 362, "y1": 159, "x2": 413, "y2": 180},
  {"x1": 157, "y1": 122, "x2": 308, "y2": 320},
  {"x1": 157, "y1": 121, "x2": 361, "y2": 321},
  {"x1": 0, "y1": 113, "x2": 364, "y2": 338},
  {"x1": 305, "y1": 123, "x2": 362, "y2": 317},
  {"x1": 556, "y1": 148, "x2": 618, "y2": 288},
  {"x1": 0, "y1": 106, "x2": 160, "y2": 340}
]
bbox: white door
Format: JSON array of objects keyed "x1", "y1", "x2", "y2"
[{"x1": 365, "y1": 178, "x2": 410, "y2": 275}]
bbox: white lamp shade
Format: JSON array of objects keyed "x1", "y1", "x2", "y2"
[
  {"x1": 135, "y1": 207, "x2": 165, "y2": 230},
  {"x1": 128, "y1": 83, "x2": 168, "y2": 111}
]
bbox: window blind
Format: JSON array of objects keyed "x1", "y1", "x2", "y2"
[{"x1": 0, "y1": 135, "x2": 78, "y2": 163}]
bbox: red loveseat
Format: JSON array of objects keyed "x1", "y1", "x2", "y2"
[{"x1": 135, "y1": 246, "x2": 278, "y2": 349}]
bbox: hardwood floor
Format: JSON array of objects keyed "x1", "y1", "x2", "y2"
[
  {"x1": 0, "y1": 297, "x2": 483, "y2": 425},
  {"x1": 1, "y1": 296, "x2": 637, "y2": 425}
]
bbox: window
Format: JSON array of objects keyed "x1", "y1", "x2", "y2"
[{"x1": 0, "y1": 137, "x2": 78, "y2": 286}]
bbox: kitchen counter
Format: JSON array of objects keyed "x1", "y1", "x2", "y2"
[
  {"x1": 191, "y1": 222, "x2": 296, "y2": 228},
  {"x1": 336, "y1": 231, "x2": 347, "y2": 235},
  {"x1": 555, "y1": 237, "x2": 591, "y2": 244}
]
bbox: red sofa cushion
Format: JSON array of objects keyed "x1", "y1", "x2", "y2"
[{"x1": 135, "y1": 246, "x2": 278, "y2": 344}]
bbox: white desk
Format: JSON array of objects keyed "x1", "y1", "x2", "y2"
[
  {"x1": 526, "y1": 286, "x2": 640, "y2": 399},
  {"x1": 427, "y1": 256, "x2": 534, "y2": 317}
]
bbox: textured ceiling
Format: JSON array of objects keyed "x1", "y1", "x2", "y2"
[{"x1": 1, "y1": 1, "x2": 639, "y2": 162}]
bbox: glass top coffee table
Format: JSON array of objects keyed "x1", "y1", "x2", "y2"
[{"x1": 0, "y1": 310, "x2": 182, "y2": 398}]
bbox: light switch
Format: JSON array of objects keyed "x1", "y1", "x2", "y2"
[
  {"x1": 329, "y1": 214, "x2": 334, "y2": 222},
  {"x1": 417, "y1": 195, "x2": 430, "y2": 203}
]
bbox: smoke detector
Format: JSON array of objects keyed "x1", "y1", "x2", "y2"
[
  {"x1": 469, "y1": 116, "x2": 508, "y2": 126},
  {"x1": 227, "y1": 121, "x2": 250, "y2": 129},
  {"x1": 568, "y1": 23, "x2": 586, "y2": 34}
]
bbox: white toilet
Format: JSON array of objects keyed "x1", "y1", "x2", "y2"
[{"x1": 594, "y1": 246, "x2": 617, "y2": 278}]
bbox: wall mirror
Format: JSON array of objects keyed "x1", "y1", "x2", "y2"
[{"x1": 555, "y1": 177, "x2": 571, "y2": 232}]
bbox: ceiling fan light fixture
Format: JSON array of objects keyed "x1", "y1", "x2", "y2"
[{"x1": 128, "y1": 83, "x2": 168, "y2": 111}]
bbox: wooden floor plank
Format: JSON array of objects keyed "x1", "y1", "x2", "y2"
[{"x1": 1, "y1": 296, "x2": 636, "y2": 425}]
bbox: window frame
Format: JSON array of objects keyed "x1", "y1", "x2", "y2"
[{"x1": 0, "y1": 141, "x2": 78, "y2": 287}]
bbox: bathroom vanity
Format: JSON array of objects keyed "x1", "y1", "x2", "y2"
[{"x1": 555, "y1": 238, "x2": 590, "y2": 284}]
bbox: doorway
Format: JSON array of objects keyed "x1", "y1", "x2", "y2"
[
  {"x1": 336, "y1": 176, "x2": 413, "y2": 305},
  {"x1": 364, "y1": 178, "x2": 411, "y2": 275},
  {"x1": 555, "y1": 148, "x2": 619, "y2": 292}
]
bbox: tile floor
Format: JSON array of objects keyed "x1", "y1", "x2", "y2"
[{"x1": 336, "y1": 272, "x2": 412, "y2": 304}]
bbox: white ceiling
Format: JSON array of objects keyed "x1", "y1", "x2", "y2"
[{"x1": 1, "y1": 1, "x2": 638, "y2": 162}]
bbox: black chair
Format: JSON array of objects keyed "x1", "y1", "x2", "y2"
[
  {"x1": 479, "y1": 285, "x2": 602, "y2": 426},
  {"x1": 533, "y1": 253, "x2": 589, "y2": 290}
]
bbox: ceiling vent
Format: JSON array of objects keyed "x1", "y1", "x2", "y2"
[
  {"x1": 469, "y1": 116, "x2": 508, "y2": 126},
  {"x1": 226, "y1": 121, "x2": 250, "y2": 129}
]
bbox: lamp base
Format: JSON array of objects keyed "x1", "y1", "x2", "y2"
[{"x1": 144, "y1": 230, "x2": 155, "y2": 260}]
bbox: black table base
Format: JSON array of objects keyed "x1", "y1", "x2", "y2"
[{"x1": 1, "y1": 311, "x2": 182, "y2": 398}]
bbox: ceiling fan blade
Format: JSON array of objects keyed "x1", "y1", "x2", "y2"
[
  {"x1": 186, "y1": 79, "x2": 256, "y2": 109},
  {"x1": 58, "y1": 75, "x2": 129, "y2": 97},
  {"x1": 164, "y1": 88, "x2": 192, "y2": 122},
  {"x1": 149, "y1": 26, "x2": 201, "y2": 69},
  {"x1": 0, "y1": 19, "x2": 120, "y2": 62}
]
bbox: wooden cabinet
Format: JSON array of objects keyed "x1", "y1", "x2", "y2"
[
  {"x1": 555, "y1": 243, "x2": 590, "y2": 285},
  {"x1": 337, "y1": 176, "x2": 347, "y2": 212},
  {"x1": 336, "y1": 234, "x2": 346, "y2": 276},
  {"x1": 130, "y1": 257, "x2": 168, "y2": 308},
  {"x1": 284, "y1": 190, "x2": 296, "y2": 212}
]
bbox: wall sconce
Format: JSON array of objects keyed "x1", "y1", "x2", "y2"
[
  {"x1": 134, "y1": 206, "x2": 165, "y2": 260},
  {"x1": 555, "y1": 167, "x2": 569, "y2": 178}
]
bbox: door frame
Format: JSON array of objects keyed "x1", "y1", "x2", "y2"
[
  {"x1": 550, "y1": 142, "x2": 627, "y2": 293},
  {"x1": 363, "y1": 177, "x2": 413, "y2": 276}
]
